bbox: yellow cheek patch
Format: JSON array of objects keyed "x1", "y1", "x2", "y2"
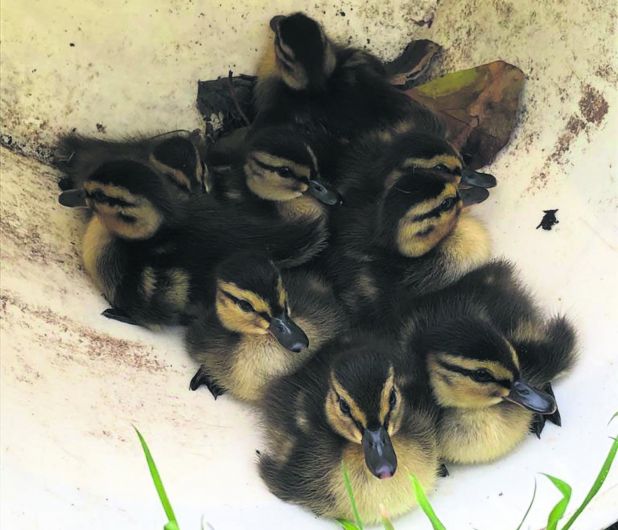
[
  {"x1": 245, "y1": 159, "x2": 306, "y2": 202},
  {"x1": 215, "y1": 291, "x2": 270, "y2": 335},
  {"x1": 396, "y1": 208, "x2": 459, "y2": 258},
  {"x1": 217, "y1": 281, "x2": 272, "y2": 315},
  {"x1": 325, "y1": 388, "x2": 363, "y2": 443}
]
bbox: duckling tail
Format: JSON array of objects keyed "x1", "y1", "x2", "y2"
[{"x1": 517, "y1": 315, "x2": 578, "y2": 385}]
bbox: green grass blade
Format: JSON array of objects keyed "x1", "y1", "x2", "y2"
[
  {"x1": 515, "y1": 478, "x2": 537, "y2": 530},
  {"x1": 134, "y1": 427, "x2": 178, "y2": 527},
  {"x1": 337, "y1": 519, "x2": 362, "y2": 530},
  {"x1": 410, "y1": 475, "x2": 447, "y2": 530},
  {"x1": 341, "y1": 463, "x2": 364, "y2": 530},
  {"x1": 609, "y1": 411, "x2": 618, "y2": 425},
  {"x1": 542, "y1": 474, "x2": 572, "y2": 530},
  {"x1": 381, "y1": 513, "x2": 396, "y2": 530},
  {"x1": 560, "y1": 436, "x2": 618, "y2": 530}
]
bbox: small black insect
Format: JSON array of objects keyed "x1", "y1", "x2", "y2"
[{"x1": 536, "y1": 209, "x2": 559, "y2": 231}]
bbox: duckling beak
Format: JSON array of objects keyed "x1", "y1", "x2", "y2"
[
  {"x1": 307, "y1": 179, "x2": 343, "y2": 206},
  {"x1": 461, "y1": 168, "x2": 497, "y2": 189},
  {"x1": 362, "y1": 426, "x2": 398, "y2": 480},
  {"x1": 58, "y1": 188, "x2": 88, "y2": 208},
  {"x1": 504, "y1": 379, "x2": 557, "y2": 414},
  {"x1": 268, "y1": 314, "x2": 309, "y2": 353},
  {"x1": 459, "y1": 186, "x2": 490, "y2": 206}
]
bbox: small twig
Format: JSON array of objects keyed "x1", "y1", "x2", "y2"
[{"x1": 226, "y1": 70, "x2": 251, "y2": 126}]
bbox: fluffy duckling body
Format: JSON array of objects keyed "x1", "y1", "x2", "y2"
[
  {"x1": 400, "y1": 260, "x2": 577, "y2": 464},
  {"x1": 210, "y1": 125, "x2": 341, "y2": 223},
  {"x1": 254, "y1": 13, "x2": 441, "y2": 145},
  {"x1": 56, "y1": 129, "x2": 207, "y2": 195},
  {"x1": 62, "y1": 160, "x2": 327, "y2": 327},
  {"x1": 185, "y1": 253, "x2": 346, "y2": 401},
  {"x1": 326, "y1": 131, "x2": 492, "y2": 331},
  {"x1": 259, "y1": 336, "x2": 438, "y2": 523}
]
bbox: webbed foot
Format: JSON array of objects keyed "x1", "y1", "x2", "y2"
[
  {"x1": 189, "y1": 367, "x2": 226, "y2": 399},
  {"x1": 438, "y1": 463, "x2": 450, "y2": 477},
  {"x1": 101, "y1": 307, "x2": 138, "y2": 326}
]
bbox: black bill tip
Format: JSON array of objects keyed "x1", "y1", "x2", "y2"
[
  {"x1": 459, "y1": 186, "x2": 490, "y2": 206},
  {"x1": 461, "y1": 168, "x2": 497, "y2": 189},
  {"x1": 307, "y1": 179, "x2": 343, "y2": 206},
  {"x1": 504, "y1": 379, "x2": 557, "y2": 415},
  {"x1": 58, "y1": 188, "x2": 87, "y2": 208}
]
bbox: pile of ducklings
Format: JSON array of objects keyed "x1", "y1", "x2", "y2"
[{"x1": 56, "y1": 12, "x2": 577, "y2": 524}]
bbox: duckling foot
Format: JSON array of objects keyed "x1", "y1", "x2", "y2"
[
  {"x1": 530, "y1": 414, "x2": 547, "y2": 439},
  {"x1": 189, "y1": 367, "x2": 226, "y2": 399},
  {"x1": 438, "y1": 463, "x2": 450, "y2": 477},
  {"x1": 101, "y1": 307, "x2": 138, "y2": 326}
]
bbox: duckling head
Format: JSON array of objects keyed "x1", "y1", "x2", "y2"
[
  {"x1": 244, "y1": 127, "x2": 341, "y2": 205},
  {"x1": 269, "y1": 12, "x2": 336, "y2": 91},
  {"x1": 325, "y1": 344, "x2": 407, "y2": 479},
  {"x1": 214, "y1": 252, "x2": 309, "y2": 352},
  {"x1": 376, "y1": 162, "x2": 463, "y2": 257},
  {"x1": 148, "y1": 130, "x2": 207, "y2": 194},
  {"x1": 421, "y1": 318, "x2": 557, "y2": 414},
  {"x1": 71, "y1": 160, "x2": 184, "y2": 240}
]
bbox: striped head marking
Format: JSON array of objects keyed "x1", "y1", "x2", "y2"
[
  {"x1": 244, "y1": 128, "x2": 321, "y2": 202},
  {"x1": 214, "y1": 253, "x2": 307, "y2": 350},
  {"x1": 422, "y1": 319, "x2": 522, "y2": 409},
  {"x1": 84, "y1": 161, "x2": 166, "y2": 240},
  {"x1": 379, "y1": 170, "x2": 462, "y2": 257}
]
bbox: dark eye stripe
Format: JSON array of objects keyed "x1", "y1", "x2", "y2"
[
  {"x1": 411, "y1": 195, "x2": 459, "y2": 222},
  {"x1": 336, "y1": 392, "x2": 364, "y2": 433},
  {"x1": 87, "y1": 191, "x2": 134, "y2": 208},
  {"x1": 251, "y1": 157, "x2": 298, "y2": 178},
  {"x1": 436, "y1": 360, "x2": 511, "y2": 388},
  {"x1": 221, "y1": 290, "x2": 271, "y2": 318}
]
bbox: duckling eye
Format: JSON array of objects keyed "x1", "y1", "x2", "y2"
[
  {"x1": 389, "y1": 389, "x2": 397, "y2": 409},
  {"x1": 433, "y1": 164, "x2": 449, "y2": 172},
  {"x1": 276, "y1": 167, "x2": 293, "y2": 178},
  {"x1": 89, "y1": 190, "x2": 107, "y2": 203},
  {"x1": 438, "y1": 197, "x2": 457, "y2": 212},
  {"x1": 237, "y1": 300, "x2": 254, "y2": 313},
  {"x1": 472, "y1": 369, "x2": 494, "y2": 383},
  {"x1": 339, "y1": 398, "x2": 351, "y2": 416}
]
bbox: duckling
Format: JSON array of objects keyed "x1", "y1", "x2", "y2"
[
  {"x1": 254, "y1": 13, "x2": 441, "y2": 145},
  {"x1": 210, "y1": 125, "x2": 341, "y2": 223},
  {"x1": 185, "y1": 252, "x2": 346, "y2": 401},
  {"x1": 259, "y1": 335, "x2": 438, "y2": 523},
  {"x1": 59, "y1": 159, "x2": 328, "y2": 327},
  {"x1": 400, "y1": 260, "x2": 577, "y2": 464},
  {"x1": 55, "y1": 129, "x2": 207, "y2": 196},
  {"x1": 326, "y1": 130, "x2": 492, "y2": 331}
]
